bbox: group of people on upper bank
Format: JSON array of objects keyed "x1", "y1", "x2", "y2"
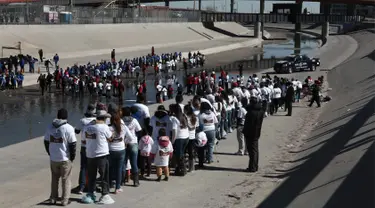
[{"x1": 43, "y1": 65, "x2": 323, "y2": 206}]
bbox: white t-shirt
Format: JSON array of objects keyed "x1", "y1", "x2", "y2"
[
  {"x1": 150, "y1": 115, "x2": 171, "y2": 138},
  {"x1": 196, "y1": 131, "x2": 207, "y2": 147},
  {"x1": 123, "y1": 117, "x2": 142, "y2": 143},
  {"x1": 76, "y1": 117, "x2": 96, "y2": 147},
  {"x1": 132, "y1": 103, "x2": 151, "y2": 128},
  {"x1": 178, "y1": 103, "x2": 185, "y2": 112},
  {"x1": 187, "y1": 116, "x2": 199, "y2": 140},
  {"x1": 84, "y1": 122, "x2": 112, "y2": 158},
  {"x1": 139, "y1": 135, "x2": 154, "y2": 156},
  {"x1": 151, "y1": 139, "x2": 173, "y2": 167},
  {"x1": 199, "y1": 111, "x2": 218, "y2": 132},
  {"x1": 170, "y1": 116, "x2": 189, "y2": 139},
  {"x1": 44, "y1": 120, "x2": 77, "y2": 162},
  {"x1": 237, "y1": 107, "x2": 247, "y2": 125},
  {"x1": 106, "y1": 83, "x2": 112, "y2": 90},
  {"x1": 98, "y1": 82, "x2": 103, "y2": 90},
  {"x1": 108, "y1": 122, "x2": 127, "y2": 151},
  {"x1": 273, "y1": 88, "x2": 282, "y2": 99}
]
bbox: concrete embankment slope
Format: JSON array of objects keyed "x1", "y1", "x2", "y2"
[
  {"x1": 264, "y1": 29, "x2": 375, "y2": 208},
  {"x1": 0, "y1": 22, "x2": 255, "y2": 59}
]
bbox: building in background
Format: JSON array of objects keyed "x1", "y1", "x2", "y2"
[{"x1": 320, "y1": 3, "x2": 374, "y2": 16}]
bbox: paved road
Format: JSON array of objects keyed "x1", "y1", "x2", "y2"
[{"x1": 0, "y1": 32, "x2": 358, "y2": 208}]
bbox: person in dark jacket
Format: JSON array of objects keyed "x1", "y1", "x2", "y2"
[
  {"x1": 309, "y1": 81, "x2": 321, "y2": 107},
  {"x1": 38, "y1": 49, "x2": 43, "y2": 62},
  {"x1": 243, "y1": 98, "x2": 264, "y2": 172},
  {"x1": 285, "y1": 82, "x2": 295, "y2": 116}
]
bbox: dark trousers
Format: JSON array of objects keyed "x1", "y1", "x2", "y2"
[
  {"x1": 78, "y1": 147, "x2": 87, "y2": 190},
  {"x1": 309, "y1": 95, "x2": 321, "y2": 107},
  {"x1": 285, "y1": 100, "x2": 293, "y2": 116},
  {"x1": 87, "y1": 156, "x2": 109, "y2": 195},
  {"x1": 197, "y1": 146, "x2": 205, "y2": 167},
  {"x1": 245, "y1": 138, "x2": 259, "y2": 171},
  {"x1": 139, "y1": 155, "x2": 151, "y2": 176},
  {"x1": 272, "y1": 98, "x2": 279, "y2": 114},
  {"x1": 186, "y1": 139, "x2": 195, "y2": 161}
]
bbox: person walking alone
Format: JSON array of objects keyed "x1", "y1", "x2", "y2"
[
  {"x1": 44, "y1": 108, "x2": 77, "y2": 206},
  {"x1": 285, "y1": 82, "x2": 295, "y2": 116},
  {"x1": 243, "y1": 98, "x2": 264, "y2": 172}
]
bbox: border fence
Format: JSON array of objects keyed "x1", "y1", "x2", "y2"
[{"x1": 0, "y1": 4, "x2": 202, "y2": 24}]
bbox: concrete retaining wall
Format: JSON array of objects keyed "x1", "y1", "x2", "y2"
[{"x1": 0, "y1": 22, "x2": 254, "y2": 59}]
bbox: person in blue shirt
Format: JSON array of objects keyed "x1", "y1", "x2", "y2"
[{"x1": 53, "y1": 54, "x2": 59, "y2": 66}]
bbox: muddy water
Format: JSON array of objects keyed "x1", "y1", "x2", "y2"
[{"x1": 0, "y1": 35, "x2": 319, "y2": 148}]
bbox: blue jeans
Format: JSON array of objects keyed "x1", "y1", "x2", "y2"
[
  {"x1": 174, "y1": 138, "x2": 189, "y2": 159},
  {"x1": 79, "y1": 147, "x2": 87, "y2": 190},
  {"x1": 204, "y1": 130, "x2": 216, "y2": 162},
  {"x1": 124, "y1": 143, "x2": 139, "y2": 174},
  {"x1": 109, "y1": 150, "x2": 125, "y2": 189}
]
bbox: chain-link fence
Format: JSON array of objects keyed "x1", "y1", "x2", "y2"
[{"x1": 0, "y1": 4, "x2": 202, "y2": 24}]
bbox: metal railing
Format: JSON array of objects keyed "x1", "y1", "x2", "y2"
[
  {"x1": 0, "y1": 4, "x2": 202, "y2": 24},
  {"x1": 201, "y1": 12, "x2": 363, "y2": 24}
]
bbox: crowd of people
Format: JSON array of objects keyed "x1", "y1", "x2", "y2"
[
  {"x1": 35, "y1": 49, "x2": 205, "y2": 98},
  {"x1": 43, "y1": 63, "x2": 324, "y2": 205}
]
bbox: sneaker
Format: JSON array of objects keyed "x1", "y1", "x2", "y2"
[
  {"x1": 229, "y1": 128, "x2": 233, "y2": 133},
  {"x1": 47, "y1": 198, "x2": 56, "y2": 205},
  {"x1": 244, "y1": 152, "x2": 248, "y2": 155},
  {"x1": 97, "y1": 194, "x2": 115, "y2": 205},
  {"x1": 235, "y1": 151, "x2": 244, "y2": 156},
  {"x1": 156, "y1": 176, "x2": 162, "y2": 182},
  {"x1": 81, "y1": 194, "x2": 95, "y2": 204},
  {"x1": 163, "y1": 176, "x2": 169, "y2": 181},
  {"x1": 61, "y1": 199, "x2": 71, "y2": 206},
  {"x1": 115, "y1": 189, "x2": 123, "y2": 194}
]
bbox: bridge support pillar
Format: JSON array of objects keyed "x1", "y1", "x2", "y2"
[
  {"x1": 254, "y1": 22, "x2": 261, "y2": 39},
  {"x1": 198, "y1": 0, "x2": 202, "y2": 11},
  {"x1": 230, "y1": 0, "x2": 234, "y2": 13},
  {"x1": 322, "y1": 21, "x2": 329, "y2": 39},
  {"x1": 295, "y1": 23, "x2": 302, "y2": 31},
  {"x1": 294, "y1": 33, "x2": 301, "y2": 55},
  {"x1": 165, "y1": 0, "x2": 169, "y2": 7}
]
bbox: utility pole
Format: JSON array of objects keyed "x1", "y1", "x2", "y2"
[{"x1": 260, "y1": 0, "x2": 265, "y2": 37}]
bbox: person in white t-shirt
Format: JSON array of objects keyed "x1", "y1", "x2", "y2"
[
  {"x1": 184, "y1": 105, "x2": 199, "y2": 172},
  {"x1": 81, "y1": 103, "x2": 114, "y2": 205},
  {"x1": 132, "y1": 95, "x2": 151, "y2": 130},
  {"x1": 150, "y1": 128, "x2": 173, "y2": 181},
  {"x1": 122, "y1": 107, "x2": 142, "y2": 138},
  {"x1": 150, "y1": 105, "x2": 171, "y2": 139},
  {"x1": 74, "y1": 104, "x2": 96, "y2": 195},
  {"x1": 235, "y1": 98, "x2": 248, "y2": 156},
  {"x1": 138, "y1": 129, "x2": 154, "y2": 178},
  {"x1": 169, "y1": 104, "x2": 189, "y2": 176},
  {"x1": 108, "y1": 110, "x2": 134, "y2": 194},
  {"x1": 272, "y1": 84, "x2": 282, "y2": 114},
  {"x1": 198, "y1": 102, "x2": 218, "y2": 166},
  {"x1": 44, "y1": 108, "x2": 77, "y2": 206},
  {"x1": 295, "y1": 79, "x2": 303, "y2": 102}
]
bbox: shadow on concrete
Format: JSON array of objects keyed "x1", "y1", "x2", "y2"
[
  {"x1": 361, "y1": 49, "x2": 375, "y2": 61},
  {"x1": 36, "y1": 197, "x2": 81, "y2": 206},
  {"x1": 202, "y1": 165, "x2": 247, "y2": 172},
  {"x1": 256, "y1": 97, "x2": 375, "y2": 208},
  {"x1": 323, "y1": 142, "x2": 375, "y2": 208},
  {"x1": 297, "y1": 175, "x2": 347, "y2": 195},
  {"x1": 202, "y1": 22, "x2": 254, "y2": 38}
]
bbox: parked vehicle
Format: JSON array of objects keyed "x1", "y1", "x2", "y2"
[{"x1": 273, "y1": 54, "x2": 320, "y2": 74}]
